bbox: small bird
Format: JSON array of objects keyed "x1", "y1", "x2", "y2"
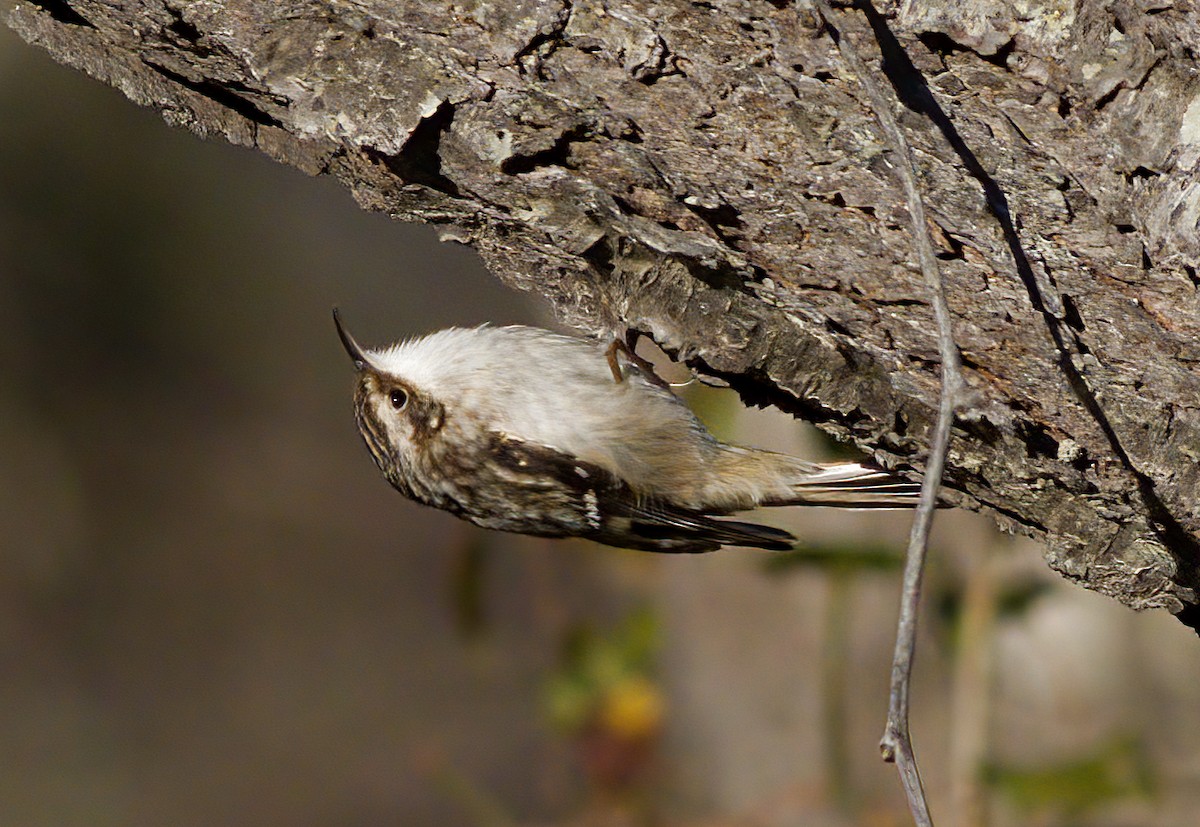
[{"x1": 334, "y1": 310, "x2": 923, "y2": 553}]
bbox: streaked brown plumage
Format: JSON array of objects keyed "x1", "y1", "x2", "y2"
[{"x1": 335, "y1": 310, "x2": 923, "y2": 553}]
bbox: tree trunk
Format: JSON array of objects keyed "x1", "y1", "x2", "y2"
[{"x1": 11, "y1": 0, "x2": 1200, "y2": 621}]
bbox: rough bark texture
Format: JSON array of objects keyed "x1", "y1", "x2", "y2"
[{"x1": 10, "y1": 0, "x2": 1200, "y2": 617}]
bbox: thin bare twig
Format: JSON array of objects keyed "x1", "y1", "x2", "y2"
[{"x1": 809, "y1": 2, "x2": 968, "y2": 825}]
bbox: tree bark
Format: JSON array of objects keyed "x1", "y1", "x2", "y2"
[{"x1": 11, "y1": 0, "x2": 1200, "y2": 619}]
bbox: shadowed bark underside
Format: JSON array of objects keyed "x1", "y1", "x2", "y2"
[{"x1": 10, "y1": 0, "x2": 1200, "y2": 619}]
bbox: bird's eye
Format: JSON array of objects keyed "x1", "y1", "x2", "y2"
[{"x1": 389, "y1": 388, "x2": 409, "y2": 410}]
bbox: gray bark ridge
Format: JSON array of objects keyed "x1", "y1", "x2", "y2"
[{"x1": 11, "y1": 1, "x2": 1200, "y2": 616}]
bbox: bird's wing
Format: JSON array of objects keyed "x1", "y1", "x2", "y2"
[
  {"x1": 489, "y1": 432, "x2": 796, "y2": 553},
  {"x1": 605, "y1": 498, "x2": 797, "y2": 553}
]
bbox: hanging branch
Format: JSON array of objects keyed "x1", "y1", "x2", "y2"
[{"x1": 810, "y1": 1, "x2": 972, "y2": 823}]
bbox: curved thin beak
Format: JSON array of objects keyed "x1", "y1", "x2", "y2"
[{"x1": 332, "y1": 307, "x2": 373, "y2": 372}]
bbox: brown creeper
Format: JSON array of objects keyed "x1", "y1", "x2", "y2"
[{"x1": 334, "y1": 310, "x2": 923, "y2": 553}]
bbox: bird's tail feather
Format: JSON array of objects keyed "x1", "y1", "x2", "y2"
[{"x1": 773, "y1": 461, "x2": 928, "y2": 509}]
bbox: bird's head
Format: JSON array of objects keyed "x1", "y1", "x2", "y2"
[{"x1": 333, "y1": 309, "x2": 446, "y2": 481}]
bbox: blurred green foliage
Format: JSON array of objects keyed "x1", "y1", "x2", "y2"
[
  {"x1": 936, "y1": 576, "x2": 1053, "y2": 629},
  {"x1": 762, "y1": 540, "x2": 904, "y2": 575},
  {"x1": 449, "y1": 534, "x2": 492, "y2": 640},
  {"x1": 545, "y1": 608, "x2": 662, "y2": 739},
  {"x1": 985, "y1": 736, "x2": 1155, "y2": 821}
]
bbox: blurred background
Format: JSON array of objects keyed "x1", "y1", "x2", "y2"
[{"x1": 3, "y1": 18, "x2": 1200, "y2": 827}]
